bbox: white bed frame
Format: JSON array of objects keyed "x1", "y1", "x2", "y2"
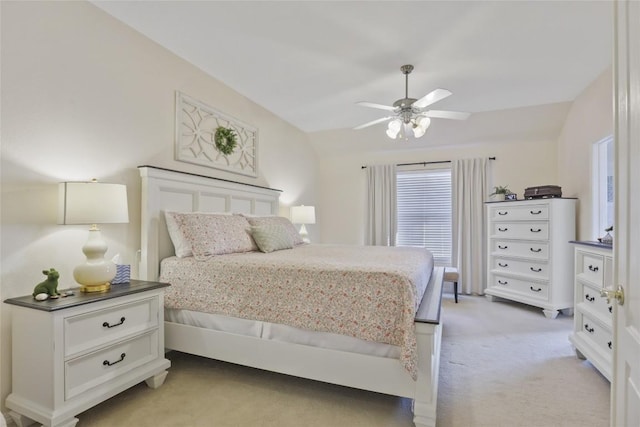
[{"x1": 139, "y1": 165, "x2": 444, "y2": 427}]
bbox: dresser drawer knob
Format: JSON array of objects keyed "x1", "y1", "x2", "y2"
[
  {"x1": 584, "y1": 324, "x2": 595, "y2": 333},
  {"x1": 588, "y1": 265, "x2": 599, "y2": 272},
  {"x1": 585, "y1": 294, "x2": 595, "y2": 302},
  {"x1": 609, "y1": 306, "x2": 613, "y2": 314},
  {"x1": 530, "y1": 228, "x2": 542, "y2": 232},
  {"x1": 498, "y1": 211, "x2": 508, "y2": 216},
  {"x1": 530, "y1": 248, "x2": 542, "y2": 253},
  {"x1": 529, "y1": 286, "x2": 542, "y2": 293},
  {"x1": 498, "y1": 245, "x2": 508, "y2": 250},
  {"x1": 498, "y1": 227, "x2": 508, "y2": 232},
  {"x1": 530, "y1": 267, "x2": 542, "y2": 272},
  {"x1": 103, "y1": 317, "x2": 126, "y2": 329},
  {"x1": 103, "y1": 353, "x2": 126, "y2": 367},
  {"x1": 498, "y1": 280, "x2": 508, "y2": 285},
  {"x1": 608, "y1": 341, "x2": 612, "y2": 350},
  {"x1": 498, "y1": 262, "x2": 509, "y2": 267},
  {"x1": 530, "y1": 210, "x2": 542, "y2": 215}
]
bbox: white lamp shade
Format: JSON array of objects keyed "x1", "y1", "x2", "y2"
[
  {"x1": 58, "y1": 182, "x2": 129, "y2": 225},
  {"x1": 290, "y1": 205, "x2": 316, "y2": 225}
]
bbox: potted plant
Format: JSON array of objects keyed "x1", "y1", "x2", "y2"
[{"x1": 490, "y1": 185, "x2": 511, "y2": 201}]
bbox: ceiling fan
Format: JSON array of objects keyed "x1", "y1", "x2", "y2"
[{"x1": 354, "y1": 64, "x2": 470, "y2": 139}]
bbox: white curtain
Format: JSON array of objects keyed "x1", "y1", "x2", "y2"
[
  {"x1": 452, "y1": 158, "x2": 490, "y2": 294},
  {"x1": 365, "y1": 164, "x2": 397, "y2": 246}
]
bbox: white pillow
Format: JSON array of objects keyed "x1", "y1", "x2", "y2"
[{"x1": 164, "y1": 211, "x2": 231, "y2": 257}]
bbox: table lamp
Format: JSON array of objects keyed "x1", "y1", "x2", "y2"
[
  {"x1": 290, "y1": 205, "x2": 315, "y2": 243},
  {"x1": 58, "y1": 180, "x2": 129, "y2": 292}
]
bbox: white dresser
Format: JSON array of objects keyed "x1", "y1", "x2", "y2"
[
  {"x1": 4, "y1": 280, "x2": 171, "y2": 427},
  {"x1": 485, "y1": 198, "x2": 577, "y2": 318},
  {"x1": 569, "y1": 242, "x2": 614, "y2": 381}
]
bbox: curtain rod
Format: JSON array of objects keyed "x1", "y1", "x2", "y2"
[{"x1": 361, "y1": 157, "x2": 496, "y2": 169}]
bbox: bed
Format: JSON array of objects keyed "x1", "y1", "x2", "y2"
[{"x1": 139, "y1": 165, "x2": 444, "y2": 427}]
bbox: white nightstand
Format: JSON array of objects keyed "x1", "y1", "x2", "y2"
[{"x1": 4, "y1": 280, "x2": 171, "y2": 427}]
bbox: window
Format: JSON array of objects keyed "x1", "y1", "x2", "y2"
[
  {"x1": 592, "y1": 136, "x2": 614, "y2": 238},
  {"x1": 396, "y1": 167, "x2": 452, "y2": 265}
]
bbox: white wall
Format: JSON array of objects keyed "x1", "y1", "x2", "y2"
[
  {"x1": 557, "y1": 67, "x2": 613, "y2": 240},
  {"x1": 0, "y1": 0, "x2": 319, "y2": 410}
]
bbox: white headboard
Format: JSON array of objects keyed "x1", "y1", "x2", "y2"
[{"x1": 139, "y1": 166, "x2": 281, "y2": 281}]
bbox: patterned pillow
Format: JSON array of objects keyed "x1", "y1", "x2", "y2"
[
  {"x1": 250, "y1": 225, "x2": 294, "y2": 253},
  {"x1": 241, "y1": 215, "x2": 304, "y2": 246},
  {"x1": 165, "y1": 211, "x2": 232, "y2": 257},
  {"x1": 175, "y1": 213, "x2": 257, "y2": 260}
]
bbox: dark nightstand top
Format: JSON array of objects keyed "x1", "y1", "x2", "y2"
[
  {"x1": 3, "y1": 280, "x2": 170, "y2": 312},
  {"x1": 570, "y1": 240, "x2": 613, "y2": 250}
]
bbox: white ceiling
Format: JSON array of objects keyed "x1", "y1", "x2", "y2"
[{"x1": 92, "y1": 1, "x2": 612, "y2": 136}]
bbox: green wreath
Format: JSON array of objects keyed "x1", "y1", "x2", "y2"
[{"x1": 214, "y1": 126, "x2": 237, "y2": 156}]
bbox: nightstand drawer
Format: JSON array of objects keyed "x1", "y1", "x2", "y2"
[
  {"x1": 576, "y1": 252, "x2": 604, "y2": 286},
  {"x1": 65, "y1": 296, "x2": 159, "y2": 357},
  {"x1": 576, "y1": 311, "x2": 613, "y2": 356},
  {"x1": 578, "y1": 281, "x2": 613, "y2": 322},
  {"x1": 65, "y1": 330, "x2": 159, "y2": 400}
]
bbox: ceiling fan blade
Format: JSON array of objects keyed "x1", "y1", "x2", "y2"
[
  {"x1": 353, "y1": 116, "x2": 393, "y2": 130},
  {"x1": 424, "y1": 110, "x2": 471, "y2": 120},
  {"x1": 356, "y1": 101, "x2": 396, "y2": 112},
  {"x1": 413, "y1": 89, "x2": 452, "y2": 109}
]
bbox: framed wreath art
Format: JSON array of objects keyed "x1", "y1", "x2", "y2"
[
  {"x1": 214, "y1": 126, "x2": 237, "y2": 156},
  {"x1": 175, "y1": 92, "x2": 258, "y2": 177}
]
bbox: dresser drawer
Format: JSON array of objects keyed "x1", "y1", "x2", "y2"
[
  {"x1": 491, "y1": 222, "x2": 549, "y2": 240},
  {"x1": 65, "y1": 330, "x2": 159, "y2": 400},
  {"x1": 490, "y1": 274, "x2": 549, "y2": 300},
  {"x1": 492, "y1": 257, "x2": 549, "y2": 280},
  {"x1": 490, "y1": 204, "x2": 549, "y2": 221},
  {"x1": 491, "y1": 240, "x2": 549, "y2": 260},
  {"x1": 65, "y1": 297, "x2": 159, "y2": 357},
  {"x1": 576, "y1": 311, "x2": 613, "y2": 356},
  {"x1": 576, "y1": 251, "x2": 605, "y2": 286},
  {"x1": 578, "y1": 281, "x2": 613, "y2": 322}
]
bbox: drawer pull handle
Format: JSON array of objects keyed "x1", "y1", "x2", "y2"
[
  {"x1": 498, "y1": 245, "x2": 508, "y2": 250},
  {"x1": 498, "y1": 280, "x2": 508, "y2": 285},
  {"x1": 584, "y1": 324, "x2": 595, "y2": 333},
  {"x1": 608, "y1": 341, "x2": 612, "y2": 350},
  {"x1": 103, "y1": 317, "x2": 126, "y2": 329},
  {"x1": 498, "y1": 227, "x2": 508, "y2": 232},
  {"x1": 498, "y1": 262, "x2": 509, "y2": 267},
  {"x1": 498, "y1": 211, "x2": 508, "y2": 216},
  {"x1": 530, "y1": 228, "x2": 542, "y2": 233},
  {"x1": 609, "y1": 306, "x2": 613, "y2": 314},
  {"x1": 530, "y1": 248, "x2": 542, "y2": 253},
  {"x1": 585, "y1": 294, "x2": 595, "y2": 302},
  {"x1": 530, "y1": 267, "x2": 542, "y2": 272},
  {"x1": 530, "y1": 210, "x2": 542, "y2": 215},
  {"x1": 103, "y1": 353, "x2": 126, "y2": 367},
  {"x1": 530, "y1": 286, "x2": 542, "y2": 293},
  {"x1": 588, "y1": 265, "x2": 599, "y2": 272}
]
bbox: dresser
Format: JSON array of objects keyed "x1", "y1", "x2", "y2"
[
  {"x1": 568, "y1": 242, "x2": 614, "y2": 381},
  {"x1": 485, "y1": 198, "x2": 577, "y2": 319},
  {"x1": 4, "y1": 280, "x2": 171, "y2": 427}
]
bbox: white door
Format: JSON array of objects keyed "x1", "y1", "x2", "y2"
[{"x1": 611, "y1": 1, "x2": 640, "y2": 426}]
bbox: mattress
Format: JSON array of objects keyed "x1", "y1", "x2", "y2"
[{"x1": 160, "y1": 244, "x2": 433, "y2": 377}]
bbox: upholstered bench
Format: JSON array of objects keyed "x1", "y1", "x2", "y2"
[{"x1": 443, "y1": 267, "x2": 459, "y2": 303}]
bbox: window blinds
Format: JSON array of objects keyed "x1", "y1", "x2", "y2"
[{"x1": 396, "y1": 168, "x2": 452, "y2": 265}]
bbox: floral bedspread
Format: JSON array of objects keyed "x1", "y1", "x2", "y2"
[{"x1": 160, "y1": 244, "x2": 433, "y2": 378}]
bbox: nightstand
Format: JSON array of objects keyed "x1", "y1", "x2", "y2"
[{"x1": 4, "y1": 280, "x2": 171, "y2": 427}]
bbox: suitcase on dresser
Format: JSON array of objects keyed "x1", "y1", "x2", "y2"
[{"x1": 524, "y1": 185, "x2": 562, "y2": 199}]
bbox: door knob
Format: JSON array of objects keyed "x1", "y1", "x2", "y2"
[{"x1": 601, "y1": 285, "x2": 625, "y2": 306}]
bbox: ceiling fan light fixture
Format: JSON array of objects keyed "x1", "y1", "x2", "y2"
[{"x1": 386, "y1": 119, "x2": 402, "y2": 139}]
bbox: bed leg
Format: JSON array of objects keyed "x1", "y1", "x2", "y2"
[{"x1": 412, "y1": 322, "x2": 442, "y2": 427}]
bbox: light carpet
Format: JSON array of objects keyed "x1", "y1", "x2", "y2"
[{"x1": 74, "y1": 292, "x2": 610, "y2": 426}]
